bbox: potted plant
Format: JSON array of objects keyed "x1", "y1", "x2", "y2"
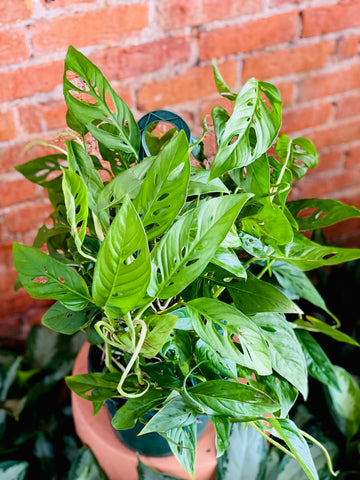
[{"x1": 12, "y1": 45, "x2": 360, "y2": 480}]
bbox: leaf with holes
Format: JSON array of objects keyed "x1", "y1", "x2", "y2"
[
  {"x1": 92, "y1": 196, "x2": 151, "y2": 318},
  {"x1": 62, "y1": 169, "x2": 91, "y2": 259},
  {"x1": 275, "y1": 135, "x2": 318, "y2": 181},
  {"x1": 187, "y1": 167, "x2": 229, "y2": 196},
  {"x1": 187, "y1": 298, "x2": 272, "y2": 375},
  {"x1": 209, "y1": 78, "x2": 281, "y2": 180},
  {"x1": 270, "y1": 232, "x2": 360, "y2": 271},
  {"x1": 251, "y1": 313, "x2": 308, "y2": 398},
  {"x1": 140, "y1": 314, "x2": 178, "y2": 358},
  {"x1": 287, "y1": 198, "x2": 360, "y2": 231},
  {"x1": 64, "y1": 45, "x2": 140, "y2": 160},
  {"x1": 15, "y1": 154, "x2": 66, "y2": 189},
  {"x1": 42, "y1": 301, "x2": 89, "y2": 335},
  {"x1": 13, "y1": 243, "x2": 91, "y2": 311},
  {"x1": 133, "y1": 130, "x2": 190, "y2": 240},
  {"x1": 148, "y1": 194, "x2": 253, "y2": 299}
]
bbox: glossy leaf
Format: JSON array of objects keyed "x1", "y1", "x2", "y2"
[
  {"x1": 275, "y1": 135, "x2": 318, "y2": 180},
  {"x1": 287, "y1": 198, "x2": 360, "y2": 231},
  {"x1": 92, "y1": 196, "x2": 151, "y2": 318},
  {"x1": 210, "y1": 247, "x2": 247, "y2": 278},
  {"x1": 294, "y1": 316, "x2": 360, "y2": 346},
  {"x1": 167, "y1": 422, "x2": 197, "y2": 478},
  {"x1": 210, "y1": 415, "x2": 230, "y2": 458},
  {"x1": 209, "y1": 78, "x2": 281, "y2": 180},
  {"x1": 141, "y1": 314, "x2": 178, "y2": 358},
  {"x1": 326, "y1": 366, "x2": 360, "y2": 439},
  {"x1": 295, "y1": 330, "x2": 339, "y2": 390},
  {"x1": 195, "y1": 339, "x2": 238, "y2": 379},
  {"x1": 187, "y1": 168, "x2": 229, "y2": 196},
  {"x1": 15, "y1": 154, "x2": 65, "y2": 189},
  {"x1": 64, "y1": 46, "x2": 140, "y2": 159},
  {"x1": 67, "y1": 447, "x2": 108, "y2": 480},
  {"x1": 212, "y1": 62, "x2": 237, "y2": 102},
  {"x1": 187, "y1": 297, "x2": 272, "y2": 375},
  {"x1": 42, "y1": 301, "x2": 89, "y2": 335},
  {"x1": 251, "y1": 313, "x2": 308, "y2": 398},
  {"x1": 13, "y1": 243, "x2": 91, "y2": 311},
  {"x1": 65, "y1": 372, "x2": 120, "y2": 402},
  {"x1": 148, "y1": 194, "x2": 253, "y2": 299},
  {"x1": 134, "y1": 131, "x2": 190, "y2": 240}
]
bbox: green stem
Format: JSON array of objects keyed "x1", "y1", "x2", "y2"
[
  {"x1": 257, "y1": 259, "x2": 276, "y2": 279},
  {"x1": 213, "y1": 286, "x2": 225, "y2": 298},
  {"x1": 270, "y1": 139, "x2": 292, "y2": 202},
  {"x1": 249, "y1": 421, "x2": 297, "y2": 460},
  {"x1": 299, "y1": 429, "x2": 340, "y2": 477}
]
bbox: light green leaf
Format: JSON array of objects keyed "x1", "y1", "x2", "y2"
[
  {"x1": 167, "y1": 422, "x2": 197, "y2": 478},
  {"x1": 141, "y1": 314, "x2": 178, "y2": 358},
  {"x1": 134, "y1": 131, "x2": 190, "y2": 240},
  {"x1": 209, "y1": 79, "x2": 281, "y2": 180},
  {"x1": 252, "y1": 313, "x2": 308, "y2": 398},
  {"x1": 212, "y1": 106, "x2": 230, "y2": 146},
  {"x1": 210, "y1": 247, "x2": 246, "y2": 278},
  {"x1": 42, "y1": 301, "x2": 89, "y2": 335},
  {"x1": 275, "y1": 135, "x2": 318, "y2": 181},
  {"x1": 195, "y1": 339, "x2": 238, "y2": 379},
  {"x1": 65, "y1": 372, "x2": 120, "y2": 402},
  {"x1": 212, "y1": 62, "x2": 237, "y2": 102},
  {"x1": 294, "y1": 316, "x2": 360, "y2": 346},
  {"x1": 188, "y1": 168, "x2": 229, "y2": 196},
  {"x1": 13, "y1": 243, "x2": 91, "y2": 311},
  {"x1": 92, "y1": 196, "x2": 151, "y2": 318},
  {"x1": 210, "y1": 415, "x2": 230, "y2": 458},
  {"x1": 148, "y1": 194, "x2": 253, "y2": 299},
  {"x1": 188, "y1": 297, "x2": 272, "y2": 375}
]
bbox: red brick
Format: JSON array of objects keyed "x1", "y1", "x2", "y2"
[
  {"x1": 0, "y1": 29, "x2": 29, "y2": 66},
  {"x1": 91, "y1": 37, "x2": 191, "y2": 81},
  {"x1": 0, "y1": 110, "x2": 16, "y2": 142},
  {"x1": 281, "y1": 103, "x2": 332, "y2": 134},
  {"x1": 202, "y1": 0, "x2": 264, "y2": 22},
  {"x1": 31, "y1": 4, "x2": 149, "y2": 55},
  {"x1": 0, "y1": 290, "x2": 35, "y2": 320},
  {"x1": 0, "y1": 268, "x2": 18, "y2": 293},
  {"x1": 307, "y1": 119, "x2": 360, "y2": 151},
  {"x1": 0, "y1": 141, "x2": 61, "y2": 174},
  {"x1": 4, "y1": 202, "x2": 52, "y2": 234},
  {"x1": 301, "y1": 64, "x2": 360, "y2": 100},
  {"x1": 345, "y1": 146, "x2": 360, "y2": 169},
  {"x1": 0, "y1": 0, "x2": 33, "y2": 26},
  {"x1": 269, "y1": 0, "x2": 299, "y2": 6},
  {"x1": 243, "y1": 41, "x2": 335, "y2": 81},
  {"x1": 295, "y1": 170, "x2": 360, "y2": 199},
  {"x1": 335, "y1": 92, "x2": 360, "y2": 120},
  {"x1": 41, "y1": 0, "x2": 89, "y2": 6},
  {"x1": 338, "y1": 35, "x2": 360, "y2": 58},
  {"x1": 19, "y1": 100, "x2": 67, "y2": 134},
  {"x1": 0, "y1": 243, "x2": 14, "y2": 267},
  {"x1": 0, "y1": 61, "x2": 63, "y2": 102},
  {"x1": 324, "y1": 215, "x2": 360, "y2": 247},
  {"x1": 137, "y1": 61, "x2": 236, "y2": 111},
  {"x1": 277, "y1": 82, "x2": 295, "y2": 108},
  {"x1": 302, "y1": 0, "x2": 360, "y2": 37},
  {"x1": 0, "y1": 178, "x2": 38, "y2": 208},
  {"x1": 317, "y1": 150, "x2": 344, "y2": 173},
  {"x1": 199, "y1": 11, "x2": 299, "y2": 60}
]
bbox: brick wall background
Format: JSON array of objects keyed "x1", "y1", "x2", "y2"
[{"x1": 1, "y1": 0, "x2": 360, "y2": 344}]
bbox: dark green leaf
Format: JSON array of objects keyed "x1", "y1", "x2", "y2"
[
  {"x1": 65, "y1": 372, "x2": 120, "y2": 402},
  {"x1": 42, "y1": 301, "x2": 89, "y2": 335},
  {"x1": 15, "y1": 154, "x2": 65, "y2": 189},
  {"x1": 0, "y1": 461, "x2": 29, "y2": 480},
  {"x1": 137, "y1": 458, "x2": 181, "y2": 480},
  {"x1": 210, "y1": 415, "x2": 230, "y2": 458},
  {"x1": 195, "y1": 339, "x2": 237, "y2": 379},
  {"x1": 67, "y1": 447, "x2": 108, "y2": 480}
]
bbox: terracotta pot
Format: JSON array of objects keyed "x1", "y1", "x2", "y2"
[{"x1": 71, "y1": 343, "x2": 218, "y2": 480}]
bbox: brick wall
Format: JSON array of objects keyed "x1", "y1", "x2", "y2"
[{"x1": 1, "y1": 0, "x2": 360, "y2": 343}]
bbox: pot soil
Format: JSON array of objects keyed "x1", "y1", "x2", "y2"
[{"x1": 72, "y1": 342, "x2": 217, "y2": 480}]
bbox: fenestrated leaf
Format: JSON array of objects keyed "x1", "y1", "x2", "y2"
[
  {"x1": 210, "y1": 415, "x2": 230, "y2": 458},
  {"x1": 167, "y1": 422, "x2": 197, "y2": 478},
  {"x1": 148, "y1": 194, "x2": 253, "y2": 300},
  {"x1": 270, "y1": 232, "x2": 360, "y2": 271},
  {"x1": 187, "y1": 298, "x2": 272, "y2": 375},
  {"x1": 275, "y1": 135, "x2": 318, "y2": 181},
  {"x1": 295, "y1": 330, "x2": 339, "y2": 390},
  {"x1": 0, "y1": 461, "x2": 29, "y2": 480},
  {"x1": 187, "y1": 380, "x2": 279, "y2": 419},
  {"x1": 210, "y1": 247, "x2": 246, "y2": 278},
  {"x1": 294, "y1": 316, "x2": 360, "y2": 346},
  {"x1": 42, "y1": 301, "x2": 89, "y2": 335},
  {"x1": 13, "y1": 243, "x2": 91, "y2": 311},
  {"x1": 134, "y1": 131, "x2": 190, "y2": 240},
  {"x1": 257, "y1": 418, "x2": 319, "y2": 480},
  {"x1": 111, "y1": 389, "x2": 166, "y2": 430},
  {"x1": 15, "y1": 154, "x2": 65, "y2": 189},
  {"x1": 326, "y1": 365, "x2": 360, "y2": 439},
  {"x1": 209, "y1": 79, "x2": 281, "y2": 180},
  {"x1": 64, "y1": 46, "x2": 140, "y2": 160},
  {"x1": 92, "y1": 196, "x2": 151, "y2": 318},
  {"x1": 251, "y1": 313, "x2": 308, "y2": 398},
  {"x1": 140, "y1": 314, "x2": 178, "y2": 358},
  {"x1": 287, "y1": 198, "x2": 360, "y2": 231},
  {"x1": 140, "y1": 395, "x2": 197, "y2": 435},
  {"x1": 188, "y1": 168, "x2": 229, "y2": 196}
]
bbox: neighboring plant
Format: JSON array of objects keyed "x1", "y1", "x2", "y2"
[{"x1": 12, "y1": 45, "x2": 360, "y2": 479}]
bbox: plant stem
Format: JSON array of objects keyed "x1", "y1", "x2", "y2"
[
  {"x1": 270, "y1": 139, "x2": 292, "y2": 202},
  {"x1": 299, "y1": 429, "x2": 340, "y2": 477},
  {"x1": 249, "y1": 421, "x2": 297, "y2": 460},
  {"x1": 257, "y1": 259, "x2": 276, "y2": 279}
]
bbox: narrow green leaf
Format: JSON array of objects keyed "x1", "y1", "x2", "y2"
[
  {"x1": 92, "y1": 196, "x2": 151, "y2": 318},
  {"x1": 167, "y1": 423, "x2": 197, "y2": 478},
  {"x1": 212, "y1": 62, "x2": 237, "y2": 101},
  {"x1": 294, "y1": 316, "x2": 360, "y2": 346},
  {"x1": 42, "y1": 301, "x2": 89, "y2": 335},
  {"x1": 13, "y1": 243, "x2": 91, "y2": 311},
  {"x1": 65, "y1": 372, "x2": 120, "y2": 402},
  {"x1": 188, "y1": 167, "x2": 229, "y2": 196},
  {"x1": 210, "y1": 415, "x2": 230, "y2": 458},
  {"x1": 212, "y1": 106, "x2": 230, "y2": 147},
  {"x1": 210, "y1": 247, "x2": 247, "y2": 278}
]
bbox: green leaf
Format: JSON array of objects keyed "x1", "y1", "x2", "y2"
[
  {"x1": 111, "y1": 389, "x2": 166, "y2": 430},
  {"x1": 187, "y1": 298, "x2": 272, "y2": 375},
  {"x1": 287, "y1": 198, "x2": 360, "y2": 231},
  {"x1": 295, "y1": 330, "x2": 339, "y2": 390},
  {"x1": 148, "y1": 194, "x2": 253, "y2": 299},
  {"x1": 141, "y1": 314, "x2": 178, "y2": 358},
  {"x1": 216, "y1": 423, "x2": 267, "y2": 480},
  {"x1": 64, "y1": 46, "x2": 140, "y2": 160},
  {"x1": 259, "y1": 418, "x2": 319, "y2": 480},
  {"x1": 212, "y1": 62, "x2": 237, "y2": 102},
  {"x1": 134, "y1": 131, "x2": 190, "y2": 240},
  {"x1": 294, "y1": 316, "x2": 360, "y2": 346},
  {"x1": 140, "y1": 395, "x2": 197, "y2": 435},
  {"x1": 252, "y1": 313, "x2": 308, "y2": 398},
  {"x1": 188, "y1": 167, "x2": 229, "y2": 196},
  {"x1": 67, "y1": 447, "x2": 108, "y2": 480},
  {"x1": 0, "y1": 461, "x2": 29, "y2": 480},
  {"x1": 13, "y1": 243, "x2": 91, "y2": 311},
  {"x1": 42, "y1": 301, "x2": 89, "y2": 335},
  {"x1": 15, "y1": 154, "x2": 65, "y2": 189},
  {"x1": 92, "y1": 196, "x2": 151, "y2": 318},
  {"x1": 227, "y1": 272, "x2": 302, "y2": 315},
  {"x1": 187, "y1": 380, "x2": 279, "y2": 418},
  {"x1": 195, "y1": 339, "x2": 238, "y2": 379},
  {"x1": 212, "y1": 106, "x2": 230, "y2": 146},
  {"x1": 137, "y1": 458, "x2": 181, "y2": 480},
  {"x1": 65, "y1": 372, "x2": 120, "y2": 402},
  {"x1": 326, "y1": 365, "x2": 360, "y2": 439},
  {"x1": 209, "y1": 79, "x2": 281, "y2": 180},
  {"x1": 210, "y1": 247, "x2": 246, "y2": 278},
  {"x1": 62, "y1": 169, "x2": 91, "y2": 259},
  {"x1": 167, "y1": 422, "x2": 197, "y2": 478},
  {"x1": 275, "y1": 135, "x2": 318, "y2": 181},
  {"x1": 271, "y1": 232, "x2": 360, "y2": 271},
  {"x1": 210, "y1": 415, "x2": 230, "y2": 458}
]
